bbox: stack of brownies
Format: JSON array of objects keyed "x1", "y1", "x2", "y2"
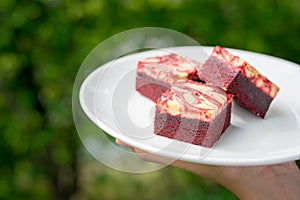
[{"x1": 136, "y1": 46, "x2": 280, "y2": 148}]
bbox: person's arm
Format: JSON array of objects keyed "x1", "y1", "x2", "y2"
[{"x1": 116, "y1": 139, "x2": 300, "y2": 200}]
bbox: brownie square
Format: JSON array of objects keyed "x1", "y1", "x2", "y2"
[
  {"x1": 198, "y1": 46, "x2": 280, "y2": 118},
  {"x1": 136, "y1": 53, "x2": 201, "y2": 102},
  {"x1": 154, "y1": 80, "x2": 232, "y2": 148}
]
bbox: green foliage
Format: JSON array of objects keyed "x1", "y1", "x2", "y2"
[{"x1": 0, "y1": 0, "x2": 299, "y2": 199}]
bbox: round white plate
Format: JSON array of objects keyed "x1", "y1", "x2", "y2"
[{"x1": 79, "y1": 46, "x2": 300, "y2": 166}]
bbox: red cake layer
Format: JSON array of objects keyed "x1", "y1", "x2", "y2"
[
  {"x1": 154, "y1": 80, "x2": 232, "y2": 148},
  {"x1": 136, "y1": 73, "x2": 170, "y2": 102},
  {"x1": 198, "y1": 46, "x2": 280, "y2": 118},
  {"x1": 136, "y1": 53, "x2": 201, "y2": 101}
]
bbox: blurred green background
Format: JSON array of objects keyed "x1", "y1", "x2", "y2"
[{"x1": 1, "y1": 0, "x2": 300, "y2": 199}]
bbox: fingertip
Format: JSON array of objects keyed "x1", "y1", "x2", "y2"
[
  {"x1": 115, "y1": 138, "x2": 121, "y2": 144},
  {"x1": 115, "y1": 138, "x2": 130, "y2": 147}
]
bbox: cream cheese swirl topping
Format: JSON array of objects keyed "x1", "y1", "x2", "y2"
[
  {"x1": 137, "y1": 54, "x2": 200, "y2": 85},
  {"x1": 157, "y1": 80, "x2": 231, "y2": 122}
]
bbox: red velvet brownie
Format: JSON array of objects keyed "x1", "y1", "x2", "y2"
[
  {"x1": 198, "y1": 46, "x2": 280, "y2": 118},
  {"x1": 136, "y1": 53, "x2": 201, "y2": 102},
  {"x1": 154, "y1": 80, "x2": 232, "y2": 148}
]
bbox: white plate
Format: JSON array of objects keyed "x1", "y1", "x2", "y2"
[{"x1": 79, "y1": 46, "x2": 300, "y2": 166}]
